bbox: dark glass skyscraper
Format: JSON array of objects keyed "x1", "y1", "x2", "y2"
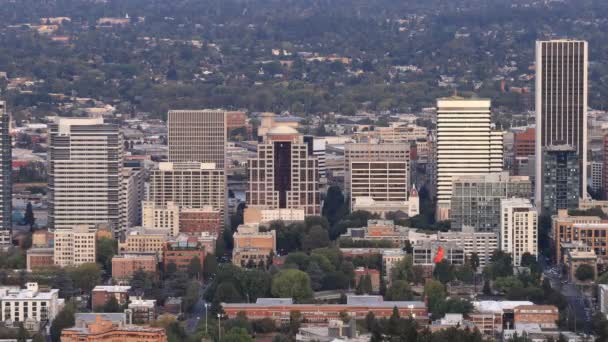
[{"x1": 535, "y1": 40, "x2": 587, "y2": 207}]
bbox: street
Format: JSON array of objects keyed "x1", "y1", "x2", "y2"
[{"x1": 542, "y1": 262, "x2": 594, "y2": 333}]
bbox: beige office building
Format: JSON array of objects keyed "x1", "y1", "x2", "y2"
[
  {"x1": 247, "y1": 126, "x2": 320, "y2": 216},
  {"x1": 53, "y1": 224, "x2": 97, "y2": 267},
  {"x1": 119, "y1": 227, "x2": 170, "y2": 260},
  {"x1": 48, "y1": 117, "x2": 123, "y2": 232},
  {"x1": 349, "y1": 160, "x2": 409, "y2": 209},
  {"x1": 148, "y1": 162, "x2": 226, "y2": 222},
  {"x1": 500, "y1": 198, "x2": 538, "y2": 267},
  {"x1": 344, "y1": 142, "x2": 409, "y2": 194},
  {"x1": 167, "y1": 109, "x2": 226, "y2": 168},
  {"x1": 142, "y1": 201, "x2": 180, "y2": 236},
  {"x1": 435, "y1": 98, "x2": 503, "y2": 220}
]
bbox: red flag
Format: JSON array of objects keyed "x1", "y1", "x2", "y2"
[{"x1": 434, "y1": 246, "x2": 445, "y2": 264}]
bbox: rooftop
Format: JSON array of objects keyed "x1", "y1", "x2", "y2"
[{"x1": 92, "y1": 285, "x2": 131, "y2": 293}]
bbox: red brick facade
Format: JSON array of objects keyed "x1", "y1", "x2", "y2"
[
  {"x1": 111, "y1": 255, "x2": 158, "y2": 279},
  {"x1": 179, "y1": 210, "x2": 222, "y2": 235}
]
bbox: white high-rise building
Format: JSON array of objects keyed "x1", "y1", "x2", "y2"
[
  {"x1": 535, "y1": 40, "x2": 588, "y2": 207},
  {"x1": 500, "y1": 198, "x2": 538, "y2": 267},
  {"x1": 48, "y1": 117, "x2": 123, "y2": 234},
  {"x1": 435, "y1": 98, "x2": 504, "y2": 220},
  {"x1": 591, "y1": 162, "x2": 603, "y2": 194}
]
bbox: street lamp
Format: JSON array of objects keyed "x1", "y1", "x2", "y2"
[
  {"x1": 217, "y1": 313, "x2": 222, "y2": 341},
  {"x1": 204, "y1": 303, "x2": 209, "y2": 335}
]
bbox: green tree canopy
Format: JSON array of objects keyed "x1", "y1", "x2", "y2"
[{"x1": 271, "y1": 269, "x2": 313, "y2": 303}]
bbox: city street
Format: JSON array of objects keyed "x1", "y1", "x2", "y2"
[{"x1": 542, "y1": 261, "x2": 593, "y2": 333}]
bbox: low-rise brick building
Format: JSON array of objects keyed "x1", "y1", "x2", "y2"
[
  {"x1": 26, "y1": 247, "x2": 54, "y2": 271},
  {"x1": 179, "y1": 207, "x2": 222, "y2": 235},
  {"x1": 61, "y1": 315, "x2": 167, "y2": 342},
  {"x1": 223, "y1": 296, "x2": 428, "y2": 325},
  {"x1": 513, "y1": 305, "x2": 559, "y2": 329},
  {"x1": 91, "y1": 286, "x2": 131, "y2": 310},
  {"x1": 163, "y1": 234, "x2": 205, "y2": 272},
  {"x1": 111, "y1": 254, "x2": 158, "y2": 280}
]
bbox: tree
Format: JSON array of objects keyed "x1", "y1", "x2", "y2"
[
  {"x1": 102, "y1": 296, "x2": 121, "y2": 312},
  {"x1": 423, "y1": 280, "x2": 446, "y2": 317},
  {"x1": 271, "y1": 269, "x2": 313, "y2": 303},
  {"x1": 575, "y1": 264, "x2": 595, "y2": 282},
  {"x1": 23, "y1": 202, "x2": 35, "y2": 230},
  {"x1": 31, "y1": 334, "x2": 45, "y2": 342},
  {"x1": 484, "y1": 250, "x2": 513, "y2": 279},
  {"x1": 520, "y1": 252, "x2": 537, "y2": 267},
  {"x1": 469, "y1": 253, "x2": 480, "y2": 272},
  {"x1": 187, "y1": 256, "x2": 203, "y2": 279},
  {"x1": 483, "y1": 279, "x2": 492, "y2": 295},
  {"x1": 289, "y1": 311, "x2": 302, "y2": 335},
  {"x1": 183, "y1": 281, "x2": 201, "y2": 312},
  {"x1": 494, "y1": 276, "x2": 524, "y2": 294},
  {"x1": 322, "y1": 186, "x2": 347, "y2": 229},
  {"x1": 96, "y1": 237, "x2": 117, "y2": 274},
  {"x1": 365, "y1": 311, "x2": 376, "y2": 331},
  {"x1": 301, "y1": 225, "x2": 330, "y2": 250},
  {"x1": 202, "y1": 253, "x2": 218, "y2": 281},
  {"x1": 385, "y1": 280, "x2": 413, "y2": 300},
  {"x1": 70, "y1": 263, "x2": 101, "y2": 292},
  {"x1": 52, "y1": 268, "x2": 76, "y2": 299},
  {"x1": 16, "y1": 323, "x2": 28, "y2": 342},
  {"x1": 51, "y1": 303, "x2": 75, "y2": 342},
  {"x1": 433, "y1": 260, "x2": 455, "y2": 284},
  {"x1": 306, "y1": 261, "x2": 324, "y2": 291}
]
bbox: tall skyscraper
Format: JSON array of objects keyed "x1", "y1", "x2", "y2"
[
  {"x1": 167, "y1": 109, "x2": 226, "y2": 168},
  {"x1": 535, "y1": 40, "x2": 588, "y2": 207},
  {"x1": 500, "y1": 198, "x2": 538, "y2": 267},
  {"x1": 247, "y1": 126, "x2": 320, "y2": 216},
  {"x1": 0, "y1": 102, "x2": 11, "y2": 246},
  {"x1": 435, "y1": 98, "x2": 504, "y2": 220},
  {"x1": 48, "y1": 118, "x2": 123, "y2": 232}
]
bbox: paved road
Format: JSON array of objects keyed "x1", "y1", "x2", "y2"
[
  {"x1": 185, "y1": 283, "x2": 209, "y2": 334},
  {"x1": 542, "y1": 260, "x2": 593, "y2": 333}
]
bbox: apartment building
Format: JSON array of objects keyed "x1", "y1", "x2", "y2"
[
  {"x1": 232, "y1": 224, "x2": 276, "y2": 267},
  {"x1": 0, "y1": 283, "x2": 62, "y2": 329},
  {"x1": 53, "y1": 224, "x2": 97, "y2": 267},
  {"x1": 450, "y1": 172, "x2": 531, "y2": 232},
  {"x1": 111, "y1": 254, "x2": 158, "y2": 280},
  {"x1": 438, "y1": 226, "x2": 498, "y2": 268},
  {"x1": 48, "y1": 117, "x2": 123, "y2": 233},
  {"x1": 500, "y1": 198, "x2": 538, "y2": 267},
  {"x1": 552, "y1": 210, "x2": 604, "y2": 261},
  {"x1": 119, "y1": 227, "x2": 171, "y2": 261},
  {"x1": 148, "y1": 162, "x2": 226, "y2": 222}
]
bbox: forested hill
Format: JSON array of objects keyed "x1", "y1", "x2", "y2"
[{"x1": 1, "y1": 0, "x2": 608, "y2": 121}]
